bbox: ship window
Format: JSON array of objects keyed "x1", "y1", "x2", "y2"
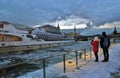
[
  {"x1": 0, "y1": 24, "x2": 3, "y2": 28},
  {"x1": 26, "y1": 34, "x2": 33, "y2": 38}
]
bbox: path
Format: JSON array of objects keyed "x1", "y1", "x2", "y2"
[{"x1": 56, "y1": 44, "x2": 120, "y2": 78}]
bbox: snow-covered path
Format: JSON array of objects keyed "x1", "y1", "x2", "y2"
[{"x1": 57, "y1": 44, "x2": 120, "y2": 78}]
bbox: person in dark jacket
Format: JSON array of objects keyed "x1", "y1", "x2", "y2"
[{"x1": 100, "y1": 32, "x2": 110, "y2": 62}]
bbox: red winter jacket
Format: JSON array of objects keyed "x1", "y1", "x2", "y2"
[{"x1": 91, "y1": 40, "x2": 99, "y2": 52}]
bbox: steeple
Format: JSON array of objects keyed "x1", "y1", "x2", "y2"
[
  {"x1": 57, "y1": 23, "x2": 60, "y2": 31},
  {"x1": 113, "y1": 26, "x2": 117, "y2": 34},
  {"x1": 74, "y1": 26, "x2": 76, "y2": 36}
]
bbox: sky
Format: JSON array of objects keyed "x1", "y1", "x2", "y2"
[
  {"x1": 1, "y1": 0, "x2": 120, "y2": 29},
  {"x1": 18, "y1": 43, "x2": 120, "y2": 78}
]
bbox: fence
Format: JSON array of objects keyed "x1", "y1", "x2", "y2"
[{"x1": 0, "y1": 47, "x2": 92, "y2": 78}]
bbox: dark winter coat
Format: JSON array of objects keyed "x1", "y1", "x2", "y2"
[{"x1": 100, "y1": 35, "x2": 110, "y2": 48}]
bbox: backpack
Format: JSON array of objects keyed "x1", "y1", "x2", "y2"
[{"x1": 103, "y1": 36, "x2": 108, "y2": 46}]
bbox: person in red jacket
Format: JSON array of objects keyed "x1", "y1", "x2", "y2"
[{"x1": 91, "y1": 36, "x2": 100, "y2": 62}]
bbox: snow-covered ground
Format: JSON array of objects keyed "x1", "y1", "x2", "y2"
[{"x1": 18, "y1": 43, "x2": 120, "y2": 78}]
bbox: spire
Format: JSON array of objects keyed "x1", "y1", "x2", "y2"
[
  {"x1": 113, "y1": 26, "x2": 117, "y2": 34},
  {"x1": 74, "y1": 26, "x2": 76, "y2": 36},
  {"x1": 57, "y1": 22, "x2": 60, "y2": 30}
]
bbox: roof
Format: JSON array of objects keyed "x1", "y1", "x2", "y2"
[
  {"x1": 0, "y1": 21, "x2": 10, "y2": 24},
  {"x1": 0, "y1": 21, "x2": 10, "y2": 26},
  {"x1": 41, "y1": 24, "x2": 56, "y2": 28}
]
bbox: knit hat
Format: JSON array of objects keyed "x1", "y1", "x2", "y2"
[{"x1": 94, "y1": 36, "x2": 99, "y2": 41}]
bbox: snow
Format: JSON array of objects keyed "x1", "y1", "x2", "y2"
[{"x1": 18, "y1": 43, "x2": 120, "y2": 78}]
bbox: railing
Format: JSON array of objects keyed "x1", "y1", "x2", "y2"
[{"x1": 0, "y1": 47, "x2": 93, "y2": 78}]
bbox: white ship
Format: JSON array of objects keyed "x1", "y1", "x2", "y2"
[
  {"x1": 32, "y1": 24, "x2": 73, "y2": 41},
  {"x1": 0, "y1": 21, "x2": 44, "y2": 47},
  {"x1": 0, "y1": 21, "x2": 74, "y2": 53}
]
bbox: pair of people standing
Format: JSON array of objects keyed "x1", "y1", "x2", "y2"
[{"x1": 91, "y1": 32, "x2": 110, "y2": 62}]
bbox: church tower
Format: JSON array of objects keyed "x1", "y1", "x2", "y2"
[
  {"x1": 113, "y1": 26, "x2": 117, "y2": 34},
  {"x1": 57, "y1": 23, "x2": 60, "y2": 31},
  {"x1": 74, "y1": 26, "x2": 76, "y2": 36}
]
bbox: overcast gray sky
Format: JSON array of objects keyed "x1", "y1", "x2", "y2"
[{"x1": 0, "y1": 0, "x2": 120, "y2": 26}]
